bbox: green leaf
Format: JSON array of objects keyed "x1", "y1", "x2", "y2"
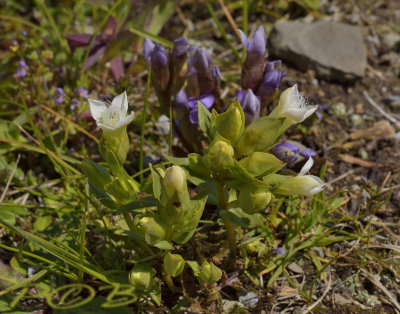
[
  {"x1": 198, "y1": 101, "x2": 212, "y2": 140},
  {"x1": 33, "y1": 215, "x2": 52, "y2": 232},
  {"x1": 0, "y1": 211, "x2": 15, "y2": 225},
  {"x1": 117, "y1": 196, "x2": 157, "y2": 214},
  {"x1": 153, "y1": 240, "x2": 173, "y2": 250},
  {"x1": 219, "y1": 207, "x2": 264, "y2": 228}
]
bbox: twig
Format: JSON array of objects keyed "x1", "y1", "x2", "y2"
[
  {"x1": 363, "y1": 91, "x2": 400, "y2": 126},
  {"x1": 218, "y1": 0, "x2": 242, "y2": 40}
]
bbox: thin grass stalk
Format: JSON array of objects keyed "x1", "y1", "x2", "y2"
[
  {"x1": 242, "y1": 0, "x2": 248, "y2": 35},
  {"x1": 206, "y1": 2, "x2": 240, "y2": 61},
  {"x1": 140, "y1": 69, "x2": 151, "y2": 183}
]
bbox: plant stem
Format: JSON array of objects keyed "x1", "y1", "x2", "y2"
[
  {"x1": 217, "y1": 183, "x2": 237, "y2": 255},
  {"x1": 168, "y1": 104, "x2": 173, "y2": 156},
  {"x1": 162, "y1": 268, "x2": 181, "y2": 293},
  {"x1": 139, "y1": 69, "x2": 151, "y2": 183}
]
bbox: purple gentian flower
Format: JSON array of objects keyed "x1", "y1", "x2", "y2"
[
  {"x1": 143, "y1": 38, "x2": 156, "y2": 65},
  {"x1": 18, "y1": 60, "x2": 27, "y2": 68},
  {"x1": 237, "y1": 89, "x2": 261, "y2": 124},
  {"x1": 54, "y1": 88, "x2": 65, "y2": 104},
  {"x1": 174, "y1": 89, "x2": 189, "y2": 120},
  {"x1": 272, "y1": 141, "x2": 301, "y2": 165},
  {"x1": 239, "y1": 26, "x2": 267, "y2": 91},
  {"x1": 299, "y1": 148, "x2": 317, "y2": 158},
  {"x1": 316, "y1": 105, "x2": 323, "y2": 119},
  {"x1": 274, "y1": 247, "x2": 285, "y2": 256},
  {"x1": 172, "y1": 37, "x2": 189, "y2": 58},
  {"x1": 187, "y1": 94, "x2": 215, "y2": 124},
  {"x1": 76, "y1": 87, "x2": 89, "y2": 98},
  {"x1": 256, "y1": 61, "x2": 285, "y2": 98}
]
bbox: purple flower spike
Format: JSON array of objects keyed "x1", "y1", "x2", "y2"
[
  {"x1": 143, "y1": 38, "x2": 155, "y2": 65},
  {"x1": 274, "y1": 247, "x2": 285, "y2": 256},
  {"x1": 150, "y1": 45, "x2": 170, "y2": 93},
  {"x1": 238, "y1": 89, "x2": 261, "y2": 124},
  {"x1": 240, "y1": 26, "x2": 267, "y2": 91},
  {"x1": 256, "y1": 60, "x2": 285, "y2": 98},
  {"x1": 76, "y1": 87, "x2": 89, "y2": 98},
  {"x1": 300, "y1": 148, "x2": 317, "y2": 158},
  {"x1": 272, "y1": 141, "x2": 301, "y2": 165},
  {"x1": 151, "y1": 45, "x2": 168, "y2": 68}
]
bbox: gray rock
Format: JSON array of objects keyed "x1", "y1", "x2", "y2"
[
  {"x1": 382, "y1": 33, "x2": 400, "y2": 51},
  {"x1": 269, "y1": 20, "x2": 367, "y2": 81},
  {"x1": 384, "y1": 95, "x2": 400, "y2": 108},
  {"x1": 238, "y1": 291, "x2": 259, "y2": 308}
]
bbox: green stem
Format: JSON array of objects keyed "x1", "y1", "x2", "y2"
[
  {"x1": 217, "y1": 183, "x2": 237, "y2": 255},
  {"x1": 243, "y1": 0, "x2": 248, "y2": 35},
  {"x1": 168, "y1": 103, "x2": 173, "y2": 156},
  {"x1": 162, "y1": 268, "x2": 181, "y2": 293},
  {"x1": 139, "y1": 68, "x2": 151, "y2": 183}
]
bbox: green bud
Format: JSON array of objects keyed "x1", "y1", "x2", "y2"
[
  {"x1": 238, "y1": 187, "x2": 273, "y2": 213},
  {"x1": 164, "y1": 252, "x2": 186, "y2": 277},
  {"x1": 139, "y1": 216, "x2": 166, "y2": 245},
  {"x1": 210, "y1": 102, "x2": 244, "y2": 145},
  {"x1": 80, "y1": 159, "x2": 112, "y2": 191},
  {"x1": 198, "y1": 261, "x2": 222, "y2": 285},
  {"x1": 235, "y1": 117, "x2": 283, "y2": 157},
  {"x1": 129, "y1": 264, "x2": 155, "y2": 291},
  {"x1": 206, "y1": 141, "x2": 234, "y2": 171},
  {"x1": 163, "y1": 166, "x2": 187, "y2": 201}
]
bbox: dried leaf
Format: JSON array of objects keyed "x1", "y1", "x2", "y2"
[
  {"x1": 350, "y1": 120, "x2": 395, "y2": 140},
  {"x1": 338, "y1": 154, "x2": 376, "y2": 168}
]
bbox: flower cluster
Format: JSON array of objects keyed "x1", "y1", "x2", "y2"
[{"x1": 54, "y1": 88, "x2": 65, "y2": 104}]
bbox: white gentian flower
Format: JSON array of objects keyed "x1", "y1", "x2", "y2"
[
  {"x1": 293, "y1": 157, "x2": 325, "y2": 195},
  {"x1": 88, "y1": 91, "x2": 134, "y2": 131},
  {"x1": 264, "y1": 157, "x2": 325, "y2": 196},
  {"x1": 271, "y1": 84, "x2": 317, "y2": 123}
]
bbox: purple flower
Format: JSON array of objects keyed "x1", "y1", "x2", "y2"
[
  {"x1": 272, "y1": 141, "x2": 301, "y2": 165},
  {"x1": 299, "y1": 148, "x2": 316, "y2": 158},
  {"x1": 76, "y1": 87, "x2": 89, "y2": 98},
  {"x1": 16, "y1": 67, "x2": 26, "y2": 77},
  {"x1": 316, "y1": 105, "x2": 323, "y2": 119},
  {"x1": 239, "y1": 25, "x2": 266, "y2": 58},
  {"x1": 143, "y1": 38, "x2": 156, "y2": 65},
  {"x1": 54, "y1": 88, "x2": 65, "y2": 104},
  {"x1": 237, "y1": 89, "x2": 261, "y2": 124},
  {"x1": 256, "y1": 61, "x2": 285, "y2": 98},
  {"x1": 274, "y1": 247, "x2": 285, "y2": 256},
  {"x1": 18, "y1": 60, "x2": 27, "y2": 68},
  {"x1": 172, "y1": 37, "x2": 189, "y2": 58},
  {"x1": 240, "y1": 26, "x2": 267, "y2": 91},
  {"x1": 174, "y1": 89, "x2": 189, "y2": 120},
  {"x1": 184, "y1": 93, "x2": 214, "y2": 124}
]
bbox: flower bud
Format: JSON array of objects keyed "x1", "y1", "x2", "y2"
[
  {"x1": 139, "y1": 216, "x2": 166, "y2": 245},
  {"x1": 169, "y1": 37, "x2": 189, "y2": 94},
  {"x1": 151, "y1": 45, "x2": 170, "y2": 93},
  {"x1": 191, "y1": 48, "x2": 219, "y2": 95},
  {"x1": 238, "y1": 187, "x2": 273, "y2": 213},
  {"x1": 143, "y1": 38, "x2": 155, "y2": 65},
  {"x1": 164, "y1": 252, "x2": 185, "y2": 277},
  {"x1": 163, "y1": 166, "x2": 187, "y2": 200},
  {"x1": 256, "y1": 61, "x2": 285, "y2": 98},
  {"x1": 237, "y1": 89, "x2": 261, "y2": 124},
  {"x1": 235, "y1": 117, "x2": 283, "y2": 157},
  {"x1": 206, "y1": 141, "x2": 234, "y2": 171},
  {"x1": 271, "y1": 141, "x2": 301, "y2": 165},
  {"x1": 174, "y1": 89, "x2": 189, "y2": 120},
  {"x1": 129, "y1": 264, "x2": 155, "y2": 291},
  {"x1": 210, "y1": 102, "x2": 244, "y2": 145}
]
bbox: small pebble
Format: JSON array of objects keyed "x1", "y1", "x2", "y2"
[
  {"x1": 351, "y1": 114, "x2": 363, "y2": 126},
  {"x1": 331, "y1": 102, "x2": 347, "y2": 117}
]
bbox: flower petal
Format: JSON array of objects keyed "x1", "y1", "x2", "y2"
[
  {"x1": 239, "y1": 29, "x2": 249, "y2": 50},
  {"x1": 298, "y1": 157, "x2": 314, "y2": 176},
  {"x1": 198, "y1": 94, "x2": 214, "y2": 109},
  {"x1": 88, "y1": 99, "x2": 108, "y2": 122},
  {"x1": 118, "y1": 111, "x2": 135, "y2": 128},
  {"x1": 111, "y1": 91, "x2": 128, "y2": 113}
]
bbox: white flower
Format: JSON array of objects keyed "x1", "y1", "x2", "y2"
[
  {"x1": 88, "y1": 91, "x2": 134, "y2": 131},
  {"x1": 272, "y1": 84, "x2": 317, "y2": 123},
  {"x1": 293, "y1": 157, "x2": 325, "y2": 195},
  {"x1": 265, "y1": 157, "x2": 325, "y2": 196}
]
